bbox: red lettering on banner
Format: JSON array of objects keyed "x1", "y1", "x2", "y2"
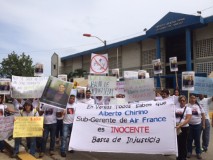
[{"x1": 111, "y1": 126, "x2": 149, "y2": 133}]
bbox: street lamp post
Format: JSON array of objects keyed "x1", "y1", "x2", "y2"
[{"x1": 83, "y1": 33, "x2": 106, "y2": 46}]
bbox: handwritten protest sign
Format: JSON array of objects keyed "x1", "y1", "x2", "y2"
[
  {"x1": 0, "y1": 116, "x2": 14, "y2": 140},
  {"x1": 12, "y1": 76, "x2": 48, "y2": 98},
  {"x1": 13, "y1": 117, "x2": 43, "y2": 138},
  {"x1": 69, "y1": 101, "x2": 177, "y2": 155},
  {"x1": 125, "y1": 78, "x2": 155, "y2": 102},
  {"x1": 191, "y1": 77, "x2": 213, "y2": 96},
  {"x1": 88, "y1": 76, "x2": 116, "y2": 96},
  {"x1": 0, "y1": 78, "x2": 11, "y2": 95}
]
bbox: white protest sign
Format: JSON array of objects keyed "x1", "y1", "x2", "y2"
[
  {"x1": 0, "y1": 116, "x2": 14, "y2": 140},
  {"x1": 124, "y1": 71, "x2": 138, "y2": 79},
  {"x1": 115, "y1": 81, "x2": 125, "y2": 97},
  {"x1": 90, "y1": 53, "x2": 108, "y2": 74},
  {"x1": 182, "y1": 71, "x2": 195, "y2": 91},
  {"x1": 69, "y1": 102, "x2": 177, "y2": 155},
  {"x1": 0, "y1": 78, "x2": 11, "y2": 95},
  {"x1": 12, "y1": 76, "x2": 48, "y2": 98},
  {"x1": 125, "y1": 78, "x2": 155, "y2": 102},
  {"x1": 88, "y1": 76, "x2": 116, "y2": 96}
]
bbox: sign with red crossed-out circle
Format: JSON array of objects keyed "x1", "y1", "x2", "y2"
[{"x1": 90, "y1": 53, "x2": 108, "y2": 74}]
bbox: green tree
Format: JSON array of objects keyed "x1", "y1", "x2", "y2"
[
  {"x1": 68, "y1": 69, "x2": 87, "y2": 80},
  {"x1": 0, "y1": 51, "x2": 34, "y2": 78}
]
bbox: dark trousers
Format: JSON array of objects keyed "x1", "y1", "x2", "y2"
[
  {"x1": 56, "y1": 119, "x2": 63, "y2": 138},
  {"x1": 177, "y1": 127, "x2": 189, "y2": 160}
]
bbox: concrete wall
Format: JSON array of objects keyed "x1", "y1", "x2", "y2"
[{"x1": 51, "y1": 53, "x2": 59, "y2": 76}]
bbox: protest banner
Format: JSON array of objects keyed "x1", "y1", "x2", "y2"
[
  {"x1": 58, "y1": 74, "x2": 67, "y2": 81},
  {"x1": 152, "y1": 59, "x2": 162, "y2": 74},
  {"x1": 40, "y1": 76, "x2": 72, "y2": 109},
  {"x1": 13, "y1": 116, "x2": 44, "y2": 138},
  {"x1": 123, "y1": 71, "x2": 138, "y2": 79},
  {"x1": 125, "y1": 78, "x2": 155, "y2": 102},
  {"x1": 182, "y1": 71, "x2": 195, "y2": 91},
  {"x1": 34, "y1": 63, "x2": 43, "y2": 77},
  {"x1": 88, "y1": 76, "x2": 116, "y2": 96},
  {"x1": 0, "y1": 116, "x2": 14, "y2": 140},
  {"x1": 69, "y1": 102, "x2": 177, "y2": 155},
  {"x1": 90, "y1": 53, "x2": 109, "y2": 74},
  {"x1": 12, "y1": 76, "x2": 48, "y2": 98},
  {"x1": 0, "y1": 78, "x2": 11, "y2": 95},
  {"x1": 191, "y1": 77, "x2": 213, "y2": 96}
]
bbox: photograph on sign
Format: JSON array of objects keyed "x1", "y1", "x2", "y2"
[
  {"x1": 76, "y1": 86, "x2": 86, "y2": 100},
  {"x1": 138, "y1": 70, "x2": 147, "y2": 79},
  {"x1": 34, "y1": 63, "x2": 43, "y2": 77},
  {"x1": 90, "y1": 53, "x2": 108, "y2": 74},
  {"x1": 182, "y1": 71, "x2": 195, "y2": 91},
  {"x1": 152, "y1": 59, "x2": 162, "y2": 74},
  {"x1": 40, "y1": 76, "x2": 72, "y2": 109},
  {"x1": 0, "y1": 78, "x2": 11, "y2": 95},
  {"x1": 169, "y1": 57, "x2": 178, "y2": 72},
  {"x1": 111, "y1": 68, "x2": 119, "y2": 80}
]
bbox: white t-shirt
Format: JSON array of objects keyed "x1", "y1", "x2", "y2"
[
  {"x1": 0, "y1": 104, "x2": 7, "y2": 117},
  {"x1": 82, "y1": 98, "x2": 95, "y2": 105},
  {"x1": 175, "y1": 105, "x2": 192, "y2": 127},
  {"x1": 22, "y1": 109, "x2": 39, "y2": 117},
  {"x1": 63, "y1": 103, "x2": 76, "y2": 124},
  {"x1": 41, "y1": 104, "x2": 59, "y2": 124},
  {"x1": 197, "y1": 97, "x2": 212, "y2": 120},
  {"x1": 187, "y1": 103, "x2": 205, "y2": 125}
]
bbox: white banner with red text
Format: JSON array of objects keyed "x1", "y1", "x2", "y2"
[{"x1": 69, "y1": 101, "x2": 178, "y2": 155}]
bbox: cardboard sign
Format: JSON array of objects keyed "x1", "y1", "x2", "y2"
[
  {"x1": 58, "y1": 74, "x2": 67, "y2": 81},
  {"x1": 169, "y1": 57, "x2": 178, "y2": 72},
  {"x1": 125, "y1": 78, "x2": 155, "y2": 102},
  {"x1": 13, "y1": 116, "x2": 44, "y2": 138},
  {"x1": 88, "y1": 76, "x2": 116, "y2": 96},
  {"x1": 69, "y1": 102, "x2": 177, "y2": 155},
  {"x1": 12, "y1": 76, "x2": 48, "y2": 98}
]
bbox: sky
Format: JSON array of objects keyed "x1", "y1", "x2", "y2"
[{"x1": 0, "y1": 0, "x2": 212, "y2": 76}]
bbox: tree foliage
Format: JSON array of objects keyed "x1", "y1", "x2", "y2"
[
  {"x1": 0, "y1": 51, "x2": 34, "y2": 78},
  {"x1": 68, "y1": 69, "x2": 87, "y2": 80}
]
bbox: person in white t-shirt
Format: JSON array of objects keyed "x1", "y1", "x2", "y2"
[
  {"x1": 60, "y1": 95, "x2": 76, "y2": 157},
  {"x1": 38, "y1": 104, "x2": 62, "y2": 157},
  {"x1": 175, "y1": 95, "x2": 192, "y2": 160},
  {"x1": 187, "y1": 95, "x2": 205, "y2": 159},
  {"x1": 197, "y1": 94, "x2": 213, "y2": 152},
  {"x1": 83, "y1": 90, "x2": 95, "y2": 105}
]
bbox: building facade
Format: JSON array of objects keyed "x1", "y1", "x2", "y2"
[{"x1": 52, "y1": 12, "x2": 213, "y2": 88}]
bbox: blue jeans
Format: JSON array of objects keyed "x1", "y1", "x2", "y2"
[
  {"x1": 0, "y1": 140, "x2": 4, "y2": 150},
  {"x1": 41, "y1": 123, "x2": 56, "y2": 152},
  {"x1": 202, "y1": 119, "x2": 210, "y2": 149},
  {"x1": 187, "y1": 123, "x2": 202, "y2": 154},
  {"x1": 56, "y1": 119, "x2": 63, "y2": 138},
  {"x1": 14, "y1": 138, "x2": 36, "y2": 155},
  {"x1": 60, "y1": 123, "x2": 73, "y2": 153}
]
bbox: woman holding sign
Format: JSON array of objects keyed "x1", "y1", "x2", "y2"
[{"x1": 175, "y1": 95, "x2": 192, "y2": 160}]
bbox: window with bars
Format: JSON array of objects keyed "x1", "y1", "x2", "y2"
[
  {"x1": 196, "y1": 62, "x2": 213, "y2": 75},
  {"x1": 195, "y1": 38, "x2": 213, "y2": 58}
]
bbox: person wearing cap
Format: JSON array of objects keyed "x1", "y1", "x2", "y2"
[
  {"x1": 12, "y1": 100, "x2": 39, "y2": 158},
  {"x1": 0, "y1": 94, "x2": 17, "y2": 153}
]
